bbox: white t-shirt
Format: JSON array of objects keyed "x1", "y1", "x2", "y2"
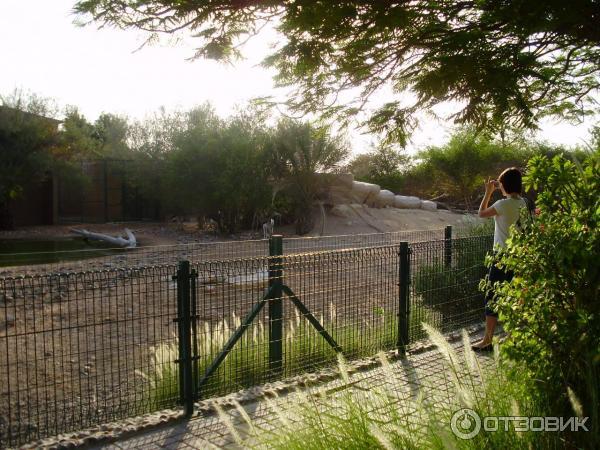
[{"x1": 492, "y1": 197, "x2": 526, "y2": 248}]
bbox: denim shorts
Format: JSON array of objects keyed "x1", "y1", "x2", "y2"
[{"x1": 485, "y1": 263, "x2": 514, "y2": 317}]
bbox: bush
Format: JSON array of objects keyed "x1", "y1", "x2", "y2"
[{"x1": 491, "y1": 152, "x2": 599, "y2": 448}]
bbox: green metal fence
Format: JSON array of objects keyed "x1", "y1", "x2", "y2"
[
  {"x1": 0, "y1": 228, "x2": 493, "y2": 447},
  {"x1": 0, "y1": 266, "x2": 180, "y2": 447}
]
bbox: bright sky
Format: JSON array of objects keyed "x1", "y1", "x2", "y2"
[{"x1": 0, "y1": 0, "x2": 596, "y2": 154}]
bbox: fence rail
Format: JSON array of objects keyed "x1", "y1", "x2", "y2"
[
  {"x1": 0, "y1": 227, "x2": 453, "y2": 274},
  {"x1": 0, "y1": 228, "x2": 493, "y2": 447}
]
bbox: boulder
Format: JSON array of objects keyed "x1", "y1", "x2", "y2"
[
  {"x1": 325, "y1": 173, "x2": 354, "y2": 190},
  {"x1": 420, "y1": 200, "x2": 438, "y2": 211},
  {"x1": 394, "y1": 195, "x2": 422, "y2": 209},
  {"x1": 330, "y1": 204, "x2": 354, "y2": 218},
  {"x1": 373, "y1": 190, "x2": 396, "y2": 208},
  {"x1": 351, "y1": 181, "x2": 381, "y2": 204}
]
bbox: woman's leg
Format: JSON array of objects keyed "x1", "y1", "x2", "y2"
[
  {"x1": 477, "y1": 315, "x2": 498, "y2": 346},
  {"x1": 473, "y1": 264, "x2": 502, "y2": 349},
  {"x1": 473, "y1": 265, "x2": 512, "y2": 349}
]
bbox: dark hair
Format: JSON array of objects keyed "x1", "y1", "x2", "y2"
[{"x1": 498, "y1": 167, "x2": 522, "y2": 194}]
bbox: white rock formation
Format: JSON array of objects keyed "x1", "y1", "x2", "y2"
[
  {"x1": 351, "y1": 181, "x2": 381, "y2": 204},
  {"x1": 420, "y1": 200, "x2": 438, "y2": 211},
  {"x1": 394, "y1": 195, "x2": 422, "y2": 209},
  {"x1": 373, "y1": 189, "x2": 396, "y2": 208},
  {"x1": 318, "y1": 173, "x2": 436, "y2": 211}
]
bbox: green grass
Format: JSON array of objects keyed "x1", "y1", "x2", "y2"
[{"x1": 142, "y1": 302, "x2": 436, "y2": 407}]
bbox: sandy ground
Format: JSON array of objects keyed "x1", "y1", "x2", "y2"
[
  {"x1": 0, "y1": 206, "x2": 484, "y2": 447},
  {"x1": 0, "y1": 205, "x2": 480, "y2": 245},
  {"x1": 315, "y1": 204, "x2": 475, "y2": 235},
  {"x1": 0, "y1": 222, "x2": 233, "y2": 247}
]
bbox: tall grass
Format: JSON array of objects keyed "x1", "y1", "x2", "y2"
[
  {"x1": 222, "y1": 325, "x2": 573, "y2": 449},
  {"x1": 142, "y1": 302, "x2": 435, "y2": 406}
]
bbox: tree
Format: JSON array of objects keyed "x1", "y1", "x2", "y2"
[
  {"x1": 92, "y1": 113, "x2": 131, "y2": 158},
  {"x1": 345, "y1": 153, "x2": 373, "y2": 180},
  {"x1": 60, "y1": 106, "x2": 101, "y2": 157},
  {"x1": 266, "y1": 119, "x2": 349, "y2": 234},
  {"x1": 0, "y1": 91, "x2": 61, "y2": 229},
  {"x1": 164, "y1": 105, "x2": 272, "y2": 233},
  {"x1": 416, "y1": 129, "x2": 526, "y2": 210},
  {"x1": 346, "y1": 143, "x2": 409, "y2": 193},
  {"x1": 75, "y1": 1, "x2": 600, "y2": 145}
]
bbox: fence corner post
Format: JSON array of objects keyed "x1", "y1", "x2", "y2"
[
  {"x1": 176, "y1": 260, "x2": 194, "y2": 417},
  {"x1": 268, "y1": 235, "x2": 284, "y2": 375},
  {"x1": 444, "y1": 225, "x2": 452, "y2": 268},
  {"x1": 398, "y1": 241, "x2": 410, "y2": 356}
]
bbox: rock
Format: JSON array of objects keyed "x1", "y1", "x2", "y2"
[
  {"x1": 330, "y1": 204, "x2": 353, "y2": 218},
  {"x1": 373, "y1": 190, "x2": 395, "y2": 208},
  {"x1": 394, "y1": 195, "x2": 422, "y2": 209},
  {"x1": 420, "y1": 200, "x2": 438, "y2": 211},
  {"x1": 351, "y1": 181, "x2": 381, "y2": 204}
]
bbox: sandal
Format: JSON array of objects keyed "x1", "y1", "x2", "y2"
[{"x1": 471, "y1": 344, "x2": 493, "y2": 352}]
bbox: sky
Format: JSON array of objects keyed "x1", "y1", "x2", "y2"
[{"x1": 0, "y1": 0, "x2": 597, "y2": 155}]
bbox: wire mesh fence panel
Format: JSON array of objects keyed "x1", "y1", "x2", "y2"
[
  {"x1": 0, "y1": 228, "x2": 450, "y2": 276},
  {"x1": 282, "y1": 246, "x2": 400, "y2": 368},
  {"x1": 0, "y1": 239, "x2": 270, "y2": 276},
  {"x1": 0, "y1": 266, "x2": 180, "y2": 448},
  {"x1": 190, "y1": 257, "x2": 271, "y2": 400},
  {"x1": 190, "y1": 245, "x2": 400, "y2": 400},
  {"x1": 283, "y1": 229, "x2": 444, "y2": 254},
  {"x1": 0, "y1": 230, "x2": 495, "y2": 447},
  {"x1": 408, "y1": 235, "x2": 494, "y2": 342}
]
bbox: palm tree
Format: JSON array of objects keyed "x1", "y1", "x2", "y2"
[{"x1": 267, "y1": 120, "x2": 349, "y2": 234}]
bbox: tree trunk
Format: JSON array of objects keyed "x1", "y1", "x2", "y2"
[{"x1": 71, "y1": 228, "x2": 137, "y2": 248}]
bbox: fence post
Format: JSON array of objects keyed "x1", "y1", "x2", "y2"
[
  {"x1": 268, "y1": 235, "x2": 284, "y2": 375},
  {"x1": 175, "y1": 260, "x2": 194, "y2": 417},
  {"x1": 398, "y1": 241, "x2": 410, "y2": 355},
  {"x1": 444, "y1": 225, "x2": 453, "y2": 268}
]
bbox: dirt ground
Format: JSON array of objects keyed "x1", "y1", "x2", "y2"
[
  {"x1": 0, "y1": 207, "x2": 482, "y2": 447},
  {"x1": 0, "y1": 222, "x2": 245, "y2": 247},
  {"x1": 0, "y1": 205, "x2": 479, "y2": 245}
]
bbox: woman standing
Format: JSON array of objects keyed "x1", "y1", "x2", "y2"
[{"x1": 471, "y1": 167, "x2": 526, "y2": 351}]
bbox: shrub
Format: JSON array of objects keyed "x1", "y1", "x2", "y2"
[
  {"x1": 267, "y1": 120, "x2": 349, "y2": 234},
  {"x1": 491, "y1": 152, "x2": 599, "y2": 448}
]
